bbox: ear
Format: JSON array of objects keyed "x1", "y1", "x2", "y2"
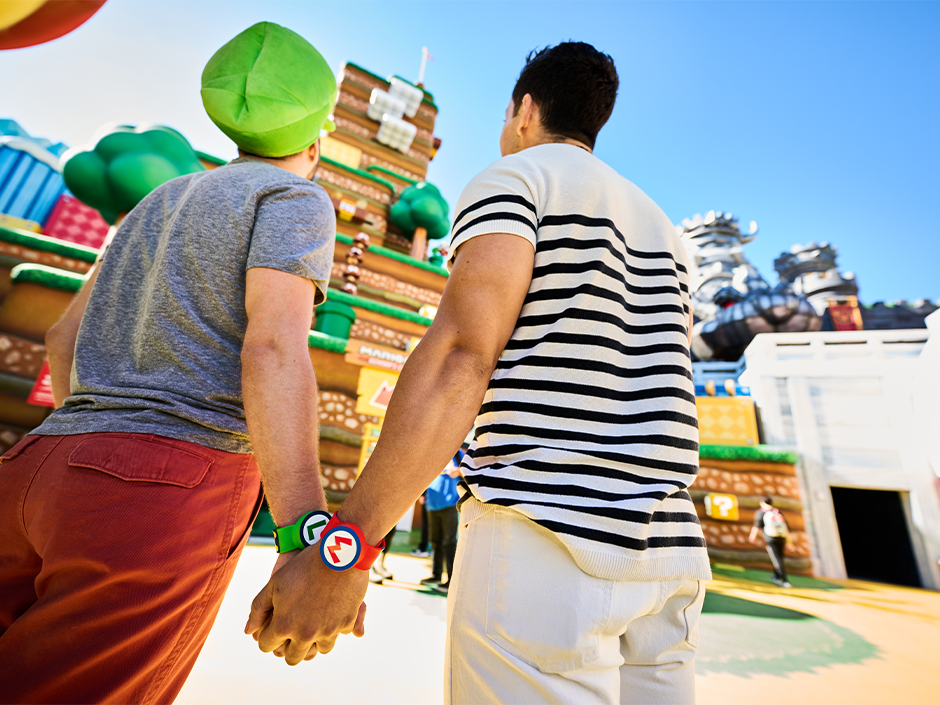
[
  {"x1": 307, "y1": 140, "x2": 321, "y2": 161},
  {"x1": 516, "y1": 94, "x2": 535, "y2": 136}
]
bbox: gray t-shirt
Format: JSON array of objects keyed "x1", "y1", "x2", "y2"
[{"x1": 35, "y1": 158, "x2": 336, "y2": 453}]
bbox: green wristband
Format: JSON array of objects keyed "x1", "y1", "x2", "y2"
[{"x1": 274, "y1": 511, "x2": 331, "y2": 553}]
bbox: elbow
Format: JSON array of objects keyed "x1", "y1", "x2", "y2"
[
  {"x1": 241, "y1": 336, "x2": 308, "y2": 371},
  {"x1": 421, "y1": 322, "x2": 503, "y2": 385},
  {"x1": 45, "y1": 321, "x2": 74, "y2": 359},
  {"x1": 241, "y1": 339, "x2": 279, "y2": 369},
  {"x1": 445, "y1": 345, "x2": 500, "y2": 385},
  {"x1": 44, "y1": 324, "x2": 61, "y2": 351}
]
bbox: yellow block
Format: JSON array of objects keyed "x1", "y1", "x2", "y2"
[
  {"x1": 0, "y1": 213, "x2": 42, "y2": 233},
  {"x1": 696, "y1": 396, "x2": 759, "y2": 446},
  {"x1": 355, "y1": 367, "x2": 399, "y2": 417},
  {"x1": 704, "y1": 493, "x2": 740, "y2": 521},
  {"x1": 358, "y1": 421, "x2": 382, "y2": 474},
  {"x1": 321, "y1": 135, "x2": 363, "y2": 170}
]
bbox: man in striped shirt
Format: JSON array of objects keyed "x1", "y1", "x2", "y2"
[{"x1": 248, "y1": 42, "x2": 709, "y2": 704}]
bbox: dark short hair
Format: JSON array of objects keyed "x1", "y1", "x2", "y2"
[
  {"x1": 512, "y1": 42, "x2": 618, "y2": 149},
  {"x1": 763, "y1": 496, "x2": 774, "y2": 506}
]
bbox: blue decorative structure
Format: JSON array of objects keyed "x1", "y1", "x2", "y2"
[
  {"x1": 694, "y1": 383, "x2": 751, "y2": 397},
  {"x1": 0, "y1": 119, "x2": 68, "y2": 226}
]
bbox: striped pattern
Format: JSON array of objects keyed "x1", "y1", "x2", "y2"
[{"x1": 449, "y1": 144, "x2": 709, "y2": 581}]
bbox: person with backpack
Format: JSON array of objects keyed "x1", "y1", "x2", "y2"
[{"x1": 749, "y1": 496, "x2": 793, "y2": 587}]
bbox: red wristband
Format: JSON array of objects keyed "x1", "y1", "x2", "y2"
[{"x1": 319, "y1": 513, "x2": 385, "y2": 571}]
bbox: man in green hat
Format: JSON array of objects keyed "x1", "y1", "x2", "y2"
[{"x1": 0, "y1": 22, "x2": 355, "y2": 704}]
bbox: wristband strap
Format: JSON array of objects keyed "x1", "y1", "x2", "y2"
[
  {"x1": 319, "y1": 513, "x2": 385, "y2": 571},
  {"x1": 274, "y1": 510, "x2": 331, "y2": 553}
]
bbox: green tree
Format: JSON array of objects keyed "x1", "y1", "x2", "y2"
[
  {"x1": 63, "y1": 125, "x2": 204, "y2": 223},
  {"x1": 389, "y1": 181, "x2": 450, "y2": 242}
]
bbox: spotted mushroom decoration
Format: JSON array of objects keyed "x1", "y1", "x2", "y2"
[{"x1": 341, "y1": 232, "x2": 371, "y2": 295}]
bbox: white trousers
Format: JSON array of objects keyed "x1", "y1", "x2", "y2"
[{"x1": 445, "y1": 500, "x2": 705, "y2": 705}]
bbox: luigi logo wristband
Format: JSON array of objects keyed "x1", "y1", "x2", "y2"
[
  {"x1": 319, "y1": 514, "x2": 385, "y2": 571},
  {"x1": 274, "y1": 510, "x2": 332, "y2": 553}
]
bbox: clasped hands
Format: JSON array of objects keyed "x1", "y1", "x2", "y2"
[{"x1": 244, "y1": 542, "x2": 369, "y2": 666}]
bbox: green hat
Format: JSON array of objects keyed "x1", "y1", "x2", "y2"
[{"x1": 201, "y1": 22, "x2": 337, "y2": 158}]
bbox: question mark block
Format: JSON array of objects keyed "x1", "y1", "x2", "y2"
[{"x1": 704, "y1": 493, "x2": 739, "y2": 521}]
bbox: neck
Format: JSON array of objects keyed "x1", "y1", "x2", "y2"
[
  {"x1": 557, "y1": 137, "x2": 593, "y2": 154},
  {"x1": 521, "y1": 134, "x2": 592, "y2": 154},
  {"x1": 238, "y1": 151, "x2": 313, "y2": 179}
]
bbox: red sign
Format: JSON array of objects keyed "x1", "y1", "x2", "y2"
[
  {"x1": 27, "y1": 360, "x2": 55, "y2": 407},
  {"x1": 829, "y1": 302, "x2": 863, "y2": 331},
  {"x1": 368, "y1": 380, "x2": 396, "y2": 410}
]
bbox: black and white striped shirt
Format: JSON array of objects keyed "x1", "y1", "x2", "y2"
[{"x1": 449, "y1": 144, "x2": 710, "y2": 581}]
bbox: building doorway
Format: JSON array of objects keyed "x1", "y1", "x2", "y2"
[{"x1": 830, "y1": 487, "x2": 922, "y2": 588}]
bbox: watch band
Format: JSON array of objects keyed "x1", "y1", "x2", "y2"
[
  {"x1": 319, "y1": 513, "x2": 385, "y2": 571},
  {"x1": 274, "y1": 510, "x2": 332, "y2": 553}
]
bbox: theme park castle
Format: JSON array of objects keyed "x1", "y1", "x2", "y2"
[{"x1": 1, "y1": 61, "x2": 938, "y2": 591}]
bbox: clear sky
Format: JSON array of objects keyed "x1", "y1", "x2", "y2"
[{"x1": 3, "y1": 0, "x2": 937, "y2": 304}]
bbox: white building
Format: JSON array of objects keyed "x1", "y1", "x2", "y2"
[{"x1": 739, "y1": 323, "x2": 940, "y2": 590}]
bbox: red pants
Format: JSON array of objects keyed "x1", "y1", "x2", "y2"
[{"x1": 0, "y1": 433, "x2": 262, "y2": 704}]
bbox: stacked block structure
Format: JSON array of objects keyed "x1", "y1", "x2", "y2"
[
  {"x1": 694, "y1": 445, "x2": 812, "y2": 575},
  {"x1": 307, "y1": 63, "x2": 447, "y2": 511},
  {"x1": 318, "y1": 63, "x2": 440, "y2": 251},
  {"x1": 694, "y1": 384, "x2": 813, "y2": 575},
  {"x1": 0, "y1": 264, "x2": 85, "y2": 452}
]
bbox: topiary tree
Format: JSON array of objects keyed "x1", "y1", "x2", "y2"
[
  {"x1": 389, "y1": 181, "x2": 450, "y2": 259},
  {"x1": 62, "y1": 124, "x2": 205, "y2": 224}
]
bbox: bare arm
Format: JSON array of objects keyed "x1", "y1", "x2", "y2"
[
  {"x1": 45, "y1": 266, "x2": 101, "y2": 407},
  {"x1": 340, "y1": 233, "x2": 534, "y2": 542},
  {"x1": 245, "y1": 233, "x2": 535, "y2": 664},
  {"x1": 242, "y1": 267, "x2": 326, "y2": 530}
]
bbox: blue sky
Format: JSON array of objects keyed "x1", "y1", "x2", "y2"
[{"x1": 3, "y1": 0, "x2": 937, "y2": 303}]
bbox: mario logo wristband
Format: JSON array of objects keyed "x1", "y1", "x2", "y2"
[
  {"x1": 319, "y1": 514, "x2": 385, "y2": 571},
  {"x1": 274, "y1": 510, "x2": 331, "y2": 553}
]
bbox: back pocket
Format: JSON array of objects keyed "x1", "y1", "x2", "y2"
[
  {"x1": 68, "y1": 436, "x2": 212, "y2": 488},
  {"x1": 0, "y1": 435, "x2": 40, "y2": 463},
  {"x1": 485, "y1": 510, "x2": 611, "y2": 673}
]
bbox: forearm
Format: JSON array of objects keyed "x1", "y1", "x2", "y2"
[
  {"x1": 46, "y1": 324, "x2": 78, "y2": 408},
  {"x1": 243, "y1": 343, "x2": 325, "y2": 527},
  {"x1": 339, "y1": 329, "x2": 495, "y2": 545},
  {"x1": 46, "y1": 267, "x2": 99, "y2": 407}
]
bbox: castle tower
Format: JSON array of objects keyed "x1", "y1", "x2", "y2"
[
  {"x1": 678, "y1": 210, "x2": 820, "y2": 361},
  {"x1": 775, "y1": 242, "x2": 861, "y2": 330}
]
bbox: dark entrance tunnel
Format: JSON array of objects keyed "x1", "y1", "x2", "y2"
[{"x1": 830, "y1": 487, "x2": 922, "y2": 588}]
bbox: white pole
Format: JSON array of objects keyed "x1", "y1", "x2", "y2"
[{"x1": 418, "y1": 46, "x2": 429, "y2": 85}]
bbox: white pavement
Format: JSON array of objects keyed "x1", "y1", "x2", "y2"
[
  {"x1": 177, "y1": 546, "x2": 447, "y2": 705},
  {"x1": 181, "y1": 544, "x2": 940, "y2": 705}
]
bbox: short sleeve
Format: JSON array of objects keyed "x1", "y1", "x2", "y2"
[
  {"x1": 753, "y1": 510, "x2": 764, "y2": 528},
  {"x1": 447, "y1": 155, "x2": 539, "y2": 268},
  {"x1": 247, "y1": 182, "x2": 337, "y2": 305}
]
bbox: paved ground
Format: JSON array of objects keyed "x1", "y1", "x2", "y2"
[{"x1": 178, "y1": 546, "x2": 940, "y2": 705}]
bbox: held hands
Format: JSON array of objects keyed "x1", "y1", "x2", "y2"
[
  {"x1": 270, "y1": 549, "x2": 298, "y2": 576},
  {"x1": 245, "y1": 543, "x2": 369, "y2": 666}
]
